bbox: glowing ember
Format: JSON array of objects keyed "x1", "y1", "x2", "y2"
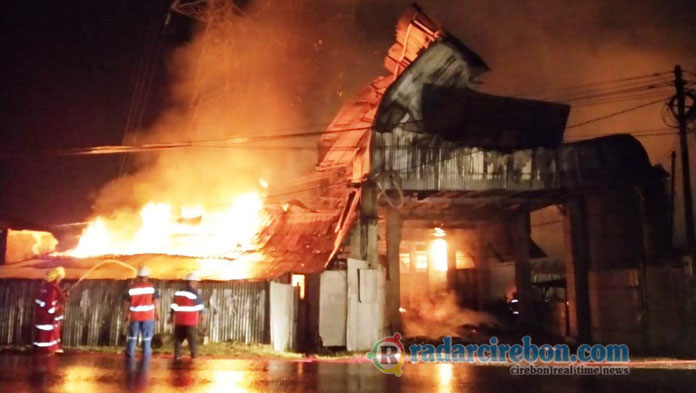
[{"x1": 65, "y1": 192, "x2": 265, "y2": 259}]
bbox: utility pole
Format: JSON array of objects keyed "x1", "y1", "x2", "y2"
[
  {"x1": 674, "y1": 65, "x2": 696, "y2": 274},
  {"x1": 671, "y1": 150, "x2": 677, "y2": 248}
]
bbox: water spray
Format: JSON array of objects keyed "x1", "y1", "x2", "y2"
[{"x1": 68, "y1": 259, "x2": 137, "y2": 292}]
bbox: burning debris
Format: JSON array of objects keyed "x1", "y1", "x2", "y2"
[
  {"x1": 61, "y1": 0, "x2": 343, "y2": 263},
  {"x1": 63, "y1": 192, "x2": 265, "y2": 259}
]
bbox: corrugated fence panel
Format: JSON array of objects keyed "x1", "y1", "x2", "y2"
[
  {"x1": 0, "y1": 280, "x2": 41, "y2": 346},
  {"x1": 64, "y1": 280, "x2": 130, "y2": 347},
  {"x1": 0, "y1": 279, "x2": 268, "y2": 347}
]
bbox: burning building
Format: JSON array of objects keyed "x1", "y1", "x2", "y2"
[{"x1": 0, "y1": 5, "x2": 686, "y2": 354}]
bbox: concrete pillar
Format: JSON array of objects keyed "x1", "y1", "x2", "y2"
[
  {"x1": 386, "y1": 208, "x2": 402, "y2": 333},
  {"x1": 511, "y1": 212, "x2": 533, "y2": 329},
  {"x1": 475, "y1": 224, "x2": 490, "y2": 310},
  {"x1": 350, "y1": 219, "x2": 364, "y2": 260},
  {"x1": 350, "y1": 183, "x2": 379, "y2": 266},
  {"x1": 562, "y1": 198, "x2": 592, "y2": 342},
  {"x1": 361, "y1": 183, "x2": 379, "y2": 269}
]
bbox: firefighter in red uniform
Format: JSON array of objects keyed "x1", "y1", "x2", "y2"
[
  {"x1": 123, "y1": 266, "x2": 160, "y2": 359},
  {"x1": 34, "y1": 267, "x2": 67, "y2": 354},
  {"x1": 170, "y1": 272, "x2": 204, "y2": 360}
]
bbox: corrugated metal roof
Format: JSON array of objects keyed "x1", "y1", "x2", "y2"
[
  {"x1": 316, "y1": 77, "x2": 391, "y2": 181},
  {"x1": 375, "y1": 42, "x2": 570, "y2": 151},
  {"x1": 375, "y1": 6, "x2": 568, "y2": 152},
  {"x1": 0, "y1": 205, "x2": 351, "y2": 281},
  {"x1": 418, "y1": 85, "x2": 569, "y2": 150},
  {"x1": 252, "y1": 205, "x2": 344, "y2": 276},
  {"x1": 384, "y1": 4, "x2": 488, "y2": 78}
]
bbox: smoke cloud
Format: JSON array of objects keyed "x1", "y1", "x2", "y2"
[
  {"x1": 402, "y1": 291, "x2": 499, "y2": 339},
  {"x1": 82, "y1": 0, "x2": 693, "y2": 241},
  {"x1": 93, "y1": 2, "x2": 326, "y2": 214}
]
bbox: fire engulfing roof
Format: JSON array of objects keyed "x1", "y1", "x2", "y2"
[
  {"x1": 0, "y1": 204, "x2": 354, "y2": 281},
  {"x1": 0, "y1": 5, "x2": 574, "y2": 282}
]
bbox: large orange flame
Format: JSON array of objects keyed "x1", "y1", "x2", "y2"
[{"x1": 64, "y1": 192, "x2": 264, "y2": 259}]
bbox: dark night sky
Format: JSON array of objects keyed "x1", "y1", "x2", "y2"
[
  {"x1": 1, "y1": 0, "x2": 181, "y2": 226},
  {"x1": 1, "y1": 0, "x2": 695, "y2": 241}
]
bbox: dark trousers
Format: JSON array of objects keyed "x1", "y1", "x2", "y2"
[{"x1": 174, "y1": 325, "x2": 198, "y2": 359}]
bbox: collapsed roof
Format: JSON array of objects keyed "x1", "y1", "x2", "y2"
[
  {"x1": 0, "y1": 204, "x2": 345, "y2": 281},
  {"x1": 374, "y1": 5, "x2": 569, "y2": 151},
  {"x1": 0, "y1": 5, "x2": 661, "y2": 281}
]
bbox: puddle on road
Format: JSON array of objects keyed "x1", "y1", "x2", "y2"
[{"x1": 1, "y1": 354, "x2": 696, "y2": 393}]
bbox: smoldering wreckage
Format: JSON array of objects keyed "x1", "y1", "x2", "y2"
[{"x1": 0, "y1": 5, "x2": 686, "y2": 355}]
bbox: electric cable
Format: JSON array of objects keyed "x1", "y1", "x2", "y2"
[{"x1": 566, "y1": 98, "x2": 668, "y2": 129}]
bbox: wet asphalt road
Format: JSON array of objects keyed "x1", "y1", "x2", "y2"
[{"x1": 2, "y1": 354, "x2": 696, "y2": 392}]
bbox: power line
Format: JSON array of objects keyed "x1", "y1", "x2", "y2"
[
  {"x1": 570, "y1": 91, "x2": 674, "y2": 107},
  {"x1": 0, "y1": 123, "x2": 379, "y2": 158},
  {"x1": 2, "y1": 71, "x2": 683, "y2": 158},
  {"x1": 565, "y1": 98, "x2": 668, "y2": 129},
  {"x1": 513, "y1": 71, "x2": 672, "y2": 99},
  {"x1": 553, "y1": 79, "x2": 671, "y2": 100},
  {"x1": 0, "y1": 119, "x2": 427, "y2": 158},
  {"x1": 44, "y1": 124, "x2": 682, "y2": 228},
  {"x1": 3, "y1": 120, "x2": 681, "y2": 158},
  {"x1": 555, "y1": 82, "x2": 672, "y2": 104},
  {"x1": 120, "y1": 0, "x2": 170, "y2": 174}
]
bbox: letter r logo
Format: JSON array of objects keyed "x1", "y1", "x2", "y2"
[{"x1": 380, "y1": 344, "x2": 399, "y2": 365}]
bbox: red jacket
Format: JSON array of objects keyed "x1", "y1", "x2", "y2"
[
  {"x1": 171, "y1": 288, "x2": 203, "y2": 326},
  {"x1": 35, "y1": 282, "x2": 65, "y2": 325},
  {"x1": 34, "y1": 282, "x2": 65, "y2": 352},
  {"x1": 127, "y1": 281, "x2": 158, "y2": 321}
]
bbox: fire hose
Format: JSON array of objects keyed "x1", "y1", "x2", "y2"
[
  {"x1": 63, "y1": 260, "x2": 142, "y2": 335},
  {"x1": 67, "y1": 259, "x2": 137, "y2": 292}
]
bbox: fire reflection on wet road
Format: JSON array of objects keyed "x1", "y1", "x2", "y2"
[{"x1": 1, "y1": 354, "x2": 696, "y2": 392}]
